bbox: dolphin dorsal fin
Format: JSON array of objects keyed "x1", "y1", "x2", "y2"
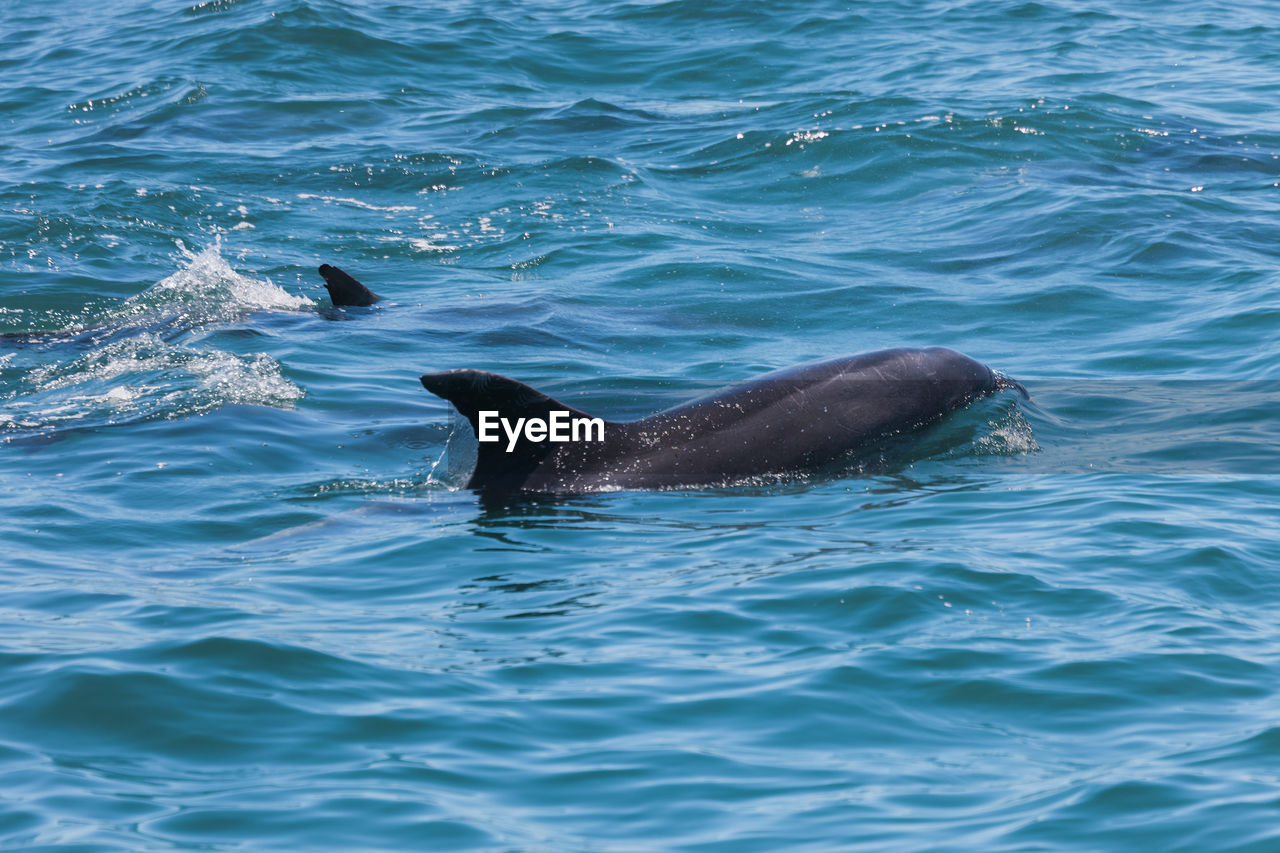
[
  {"x1": 419, "y1": 369, "x2": 596, "y2": 491},
  {"x1": 420, "y1": 369, "x2": 593, "y2": 427},
  {"x1": 318, "y1": 264, "x2": 380, "y2": 307}
]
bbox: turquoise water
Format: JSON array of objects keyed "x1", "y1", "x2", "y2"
[{"x1": 4, "y1": 0, "x2": 1280, "y2": 849}]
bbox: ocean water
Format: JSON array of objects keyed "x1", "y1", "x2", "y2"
[{"x1": 3, "y1": 0, "x2": 1280, "y2": 849}]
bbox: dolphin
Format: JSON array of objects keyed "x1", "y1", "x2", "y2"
[
  {"x1": 420, "y1": 347, "x2": 1027, "y2": 493},
  {"x1": 318, "y1": 263, "x2": 380, "y2": 307}
]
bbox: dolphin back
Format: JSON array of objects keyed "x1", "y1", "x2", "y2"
[{"x1": 419, "y1": 348, "x2": 1025, "y2": 494}]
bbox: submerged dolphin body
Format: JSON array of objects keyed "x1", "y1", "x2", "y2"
[
  {"x1": 420, "y1": 347, "x2": 1026, "y2": 493},
  {"x1": 318, "y1": 264, "x2": 380, "y2": 307}
]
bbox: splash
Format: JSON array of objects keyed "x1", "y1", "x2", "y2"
[
  {"x1": 972, "y1": 406, "x2": 1040, "y2": 456},
  {"x1": 126, "y1": 240, "x2": 313, "y2": 319},
  {"x1": 1, "y1": 242, "x2": 309, "y2": 436}
]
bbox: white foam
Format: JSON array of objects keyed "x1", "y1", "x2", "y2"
[
  {"x1": 144, "y1": 241, "x2": 313, "y2": 313},
  {"x1": 14, "y1": 329, "x2": 304, "y2": 430},
  {"x1": 189, "y1": 350, "x2": 303, "y2": 409},
  {"x1": 974, "y1": 408, "x2": 1039, "y2": 456},
  {"x1": 5, "y1": 242, "x2": 310, "y2": 433},
  {"x1": 408, "y1": 237, "x2": 460, "y2": 253},
  {"x1": 296, "y1": 193, "x2": 416, "y2": 213}
]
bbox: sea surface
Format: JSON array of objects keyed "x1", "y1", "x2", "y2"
[{"x1": 3, "y1": 1, "x2": 1280, "y2": 850}]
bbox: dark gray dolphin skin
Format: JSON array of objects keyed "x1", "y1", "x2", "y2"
[
  {"x1": 420, "y1": 347, "x2": 1026, "y2": 493},
  {"x1": 318, "y1": 263, "x2": 380, "y2": 306}
]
